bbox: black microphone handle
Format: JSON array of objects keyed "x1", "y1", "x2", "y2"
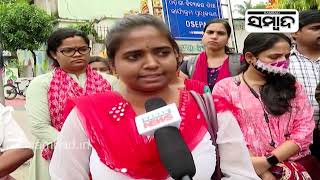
[
  {"x1": 144, "y1": 97, "x2": 196, "y2": 179},
  {"x1": 181, "y1": 175, "x2": 193, "y2": 180}
]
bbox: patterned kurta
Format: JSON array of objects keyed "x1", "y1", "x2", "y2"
[{"x1": 212, "y1": 77, "x2": 315, "y2": 161}]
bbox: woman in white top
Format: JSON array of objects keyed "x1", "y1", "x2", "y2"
[
  {"x1": 49, "y1": 14, "x2": 260, "y2": 180},
  {"x1": 0, "y1": 103, "x2": 33, "y2": 179},
  {"x1": 26, "y1": 28, "x2": 118, "y2": 180}
]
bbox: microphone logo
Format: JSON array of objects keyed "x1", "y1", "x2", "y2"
[
  {"x1": 143, "y1": 109, "x2": 174, "y2": 128},
  {"x1": 135, "y1": 103, "x2": 181, "y2": 136}
]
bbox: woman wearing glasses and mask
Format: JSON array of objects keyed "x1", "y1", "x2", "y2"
[{"x1": 26, "y1": 28, "x2": 113, "y2": 180}]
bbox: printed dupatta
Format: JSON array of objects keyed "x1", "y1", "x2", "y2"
[{"x1": 42, "y1": 66, "x2": 111, "y2": 160}]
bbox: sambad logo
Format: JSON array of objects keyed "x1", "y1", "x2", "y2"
[{"x1": 245, "y1": 9, "x2": 299, "y2": 33}]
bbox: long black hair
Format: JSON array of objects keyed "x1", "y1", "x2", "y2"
[{"x1": 243, "y1": 33, "x2": 296, "y2": 115}]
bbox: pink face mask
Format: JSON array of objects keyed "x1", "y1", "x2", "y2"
[{"x1": 254, "y1": 59, "x2": 289, "y2": 76}]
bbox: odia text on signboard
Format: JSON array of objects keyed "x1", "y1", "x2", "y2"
[{"x1": 162, "y1": 0, "x2": 222, "y2": 40}]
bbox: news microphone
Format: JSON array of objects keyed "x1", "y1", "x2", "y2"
[
  {"x1": 155, "y1": 127, "x2": 196, "y2": 180},
  {"x1": 135, "y1": 97, "x2": 196, "y2": 180},
  {"x1": 135, "y1": 97, "x2": 181, "y2": 136}
]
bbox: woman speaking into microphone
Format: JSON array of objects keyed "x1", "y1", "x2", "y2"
[{"x1": 49, "y1": 14, "x2": 259, "y2": 180}]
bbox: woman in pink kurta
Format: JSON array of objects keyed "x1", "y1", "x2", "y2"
[
  {"x1": 212, "y1": 33, "x2": 320, "y2": 179},
  {"x1": 213, "y1": 78, "x2": 313, "y2": 161}
]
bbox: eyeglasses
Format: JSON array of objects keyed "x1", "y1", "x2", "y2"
[{"x1": 58, "y1": 47, "x2": 91, "y2": 57}]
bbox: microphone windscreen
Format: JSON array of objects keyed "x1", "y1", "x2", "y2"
[
  {"x1": 144, "y1": 97, "x2": 167, "y2": 112},
  {"x1": 155, "y1": 126, "x2": 196, "y2": 179}
]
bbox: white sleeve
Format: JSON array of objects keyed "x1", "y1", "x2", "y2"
[
  {"x1": 0, "y1": 105, "x2": 31, "y2": 151},
  {"x1": 99, "y1": 73, "x2": 122, "y2": 92},
  {"x1": 49, "y1": 108, "x2": 91, "y2": 180},
  {"x1": 217, "y1": 111, "x2": 260, "y2": 180}
]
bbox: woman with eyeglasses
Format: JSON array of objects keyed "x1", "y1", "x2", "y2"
[
  {"x1": 25, "y1": 28, "x2": 113, "y2": 180},
  {"x1": 212, "y1": 33, "x2": 320, "y2": 179}
]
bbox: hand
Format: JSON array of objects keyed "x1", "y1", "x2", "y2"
[
  {"x1": 251, "y1": 156, "x2": 271, "y2": 175},
  {"x1": 260, "y1": 170, "x2": 276, "y2": 180}
]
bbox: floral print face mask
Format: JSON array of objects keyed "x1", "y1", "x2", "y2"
[{"x1": 253, "y1": 59, "x2": 289, "y2": 76}]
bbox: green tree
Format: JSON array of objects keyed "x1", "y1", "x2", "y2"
[
  {"x1": 0, "y1": 0, "x2": 18, "y2": 4},
  {"x1": 235, "y1": 0, "x2": 254, "y2": 17},
  {"x1": 235, "y1": 0, "x2": 268, "y2": 17},
  {"x1": 70, "y1": 21, "x2": 100, "y2": 42},
  {"x1": 277, "y1": 0, "x2": 320, "y2": 10},
  {"x1": 0, "y1": 2, "x2": 55, "y2": 76},
  {"x1": 0, "y1": 0, "x2": 32, "y2": 5},
  {"x1": 254, "y1": 2, "x2": 269, "y2": 9}
]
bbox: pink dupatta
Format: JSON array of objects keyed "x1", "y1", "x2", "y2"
[{"x1": 42, "y1": 66, "x2": 111, "y2": 160}]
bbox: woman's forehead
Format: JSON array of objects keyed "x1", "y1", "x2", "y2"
[
  {"x1": 266, "y1": 41, "x2": 290, "y2": 52},
  {"x1": 116, "y1": 27, "x2": 172, "y2": 52},
  {"x1": 59, "y1": 36, "x2": 87, "y2": 48},
  {"x1": 205, "y1": 23, "x2": 226, "y2": 31}
]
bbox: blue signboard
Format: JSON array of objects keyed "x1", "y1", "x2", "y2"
[{"x1": 162, "y1": 0, "x2": 222, "y2": 40}]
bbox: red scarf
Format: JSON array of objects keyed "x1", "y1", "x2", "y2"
[
  {"x1": 72, "y1": 91, "x2": 236, "y2": 179},
  {"x1": 42, "y1": 66, "x2": 111, "y2": 160},
  {"x1": 184, "y1": 79, "x2": 206, "y2": 94},
  {"x1": 191, "y1": 51, "x2": 231, "y2": 85}
]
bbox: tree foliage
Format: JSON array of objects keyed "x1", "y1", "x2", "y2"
[
  {"x1": 0, "y1": 2, "x2": 55, "y2": 52},
  {"x1": 0, "y1": 0, "x2": 19, "y2": 4},
  {"x1": 254, "y1": 2, "x2": 269, "y2": 9},
  {"x1": 235, "y1": 0, "x2": 268, "y2": 17},
  {"x1": 70, "y1": 21, "x2": 100, "y2": 42},
  {"x1": 235, "y1": 0, "x2": 253, "y2": 16},
  {"x1": 276, "y1": 0, "x2": 320, "y2": 10},
  {"x1": 69, "y1": 17, "x2": 107, "y2": 43}
]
